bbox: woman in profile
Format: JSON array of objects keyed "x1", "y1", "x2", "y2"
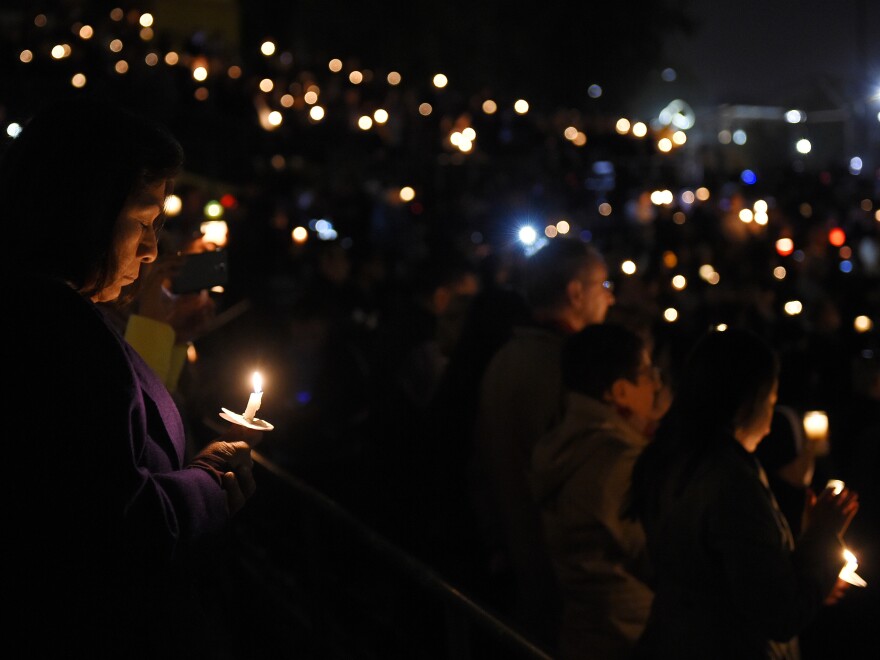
[{"x1": 627, "y1": 327, "x2": 858, "y2": 659}]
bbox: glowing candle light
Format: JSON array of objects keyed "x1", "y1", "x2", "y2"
[
  {"x1": 803, "y1": 411, "x2": 828, "y2": 441},
  {"x1": 839, "y1": 548, "x2": 867, "y2": 587},
  {"x1": 826, "y1": 479, "x2": 845, "y2": 495},
  {"x1": 242, "y1": 372, "x2": 263, "y2": 421}
]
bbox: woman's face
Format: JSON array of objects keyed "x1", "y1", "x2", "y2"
[
  {"x1": 735, "y1": 379, "x2": 779, "y2": 453},
  {"x1": 91, "y1": 180, "x2": 167, "y2": 303}
]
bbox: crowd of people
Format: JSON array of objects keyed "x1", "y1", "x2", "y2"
[{"x1": 3, "y1": 49, "x2": 878, "y2": 660}]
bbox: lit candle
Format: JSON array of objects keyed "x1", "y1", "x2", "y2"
[
  {"x1": 803, "y1": 410, "x2": 829, "y2": 441},
  {"x1": 242, "y1": 371, "x2": 263, "y2": 421},
  {"x1": 839, "y1": 548, "x2": 867, "y2": 587},
  {"x1": 803, "y1": 410, "x2": 831, "y2": 456},
  {"x1": 826, "y1": 479, "x2": 845, "y2": 495}
]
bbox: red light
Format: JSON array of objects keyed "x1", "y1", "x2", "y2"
[
  {"x1": 220, "y1": 193, "x2": 238, "y2": 209},
  {"x1": 776, "y1": 238, "x2": 794, "y2": 256},
  {"x1": 828, "y1": 227, "x2": 846, "y2": 247}
]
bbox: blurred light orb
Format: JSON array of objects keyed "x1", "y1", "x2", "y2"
[
  {"x1": 259, "y1": 78, "x2": 273, "y2": 92},
  {"x1": 698, "y1": 264, "x2": 714, "y2": 280},
  {"x1": 718, "y1": 130, "x2": 732, "y2": 144},
  {"x1": 681, "y1": 190, "x2": 695, "y2": 205},
  {"x1": 741, "y1": 169, "x2": 757, "y2": 185},
  {"x1": 632, "y1": 122, "x2": 647, "y2": 137},
  {"x1": 663, "y1": 251, "x2": 678, "y2": 268},
  {"x1": 193, "y1": 66, "x2": 208, "y2": 81},
  {"x1": 658, "y1": 138, "x2": 672, "y2": 152},
  {"x1": 672, "y1": 275, "x2": 687, "y2": 290},
  {"x1": 854, "y1": 316, "x2": 873, "y2": 333},
  {"x1": 349, "y1": 70, "x2": 363, "y2": 84},
  {"x1": 115, "y1": 59, "x2": 129, "y2": 74},
  {"x1": 482, "y1": 99, "x2": 497, "y2": 114},
  {"x1": 784, "y1": 300, "x2": 803, "y2": 316},
  {"x1": 621, "y1": 260, "x2": 637, "y2": 275},
  {"x1": 19, "y1": 49, "x2": 33, "y2": 63},
  {"x1": 267, "y1": 111, "x2": 282, "y2": 127},
  {"x1": 328, "y1": 58, "x2": 342, "y2": 72},
  {"x1": 784, "y1": 109, "x2": 804, "y2": 123},
  {"x1": 260, "y1": 41, "x2": 276, "y2": 56},
  {"x1": 71, "y1": 73, "x2": 86, "y2": 88},
  {"x1": 399, "y1": 186, "x2": 416, "y2": 202},
  {"x1": 672, "y1": 131, "x2": 687, "y2": 145},
  {"x1": 374, "y1": 109, "x2": 389, "y2": 123},
  {"x1": 849, "y1": 157, "x2": 863, "y2": 175},
  {"x1": 673, "y1": 211, "x2": 686, "y2": 225},
  {"x1": 164, "y1": 51, "x2": 179, "y2": 65},
  {"x1": 715, "y1": 323, "x2": 728, "y2": 332},
  {"x1": 280, "y1": 94, "x2": 294, "y2": 107},
  {"x1": 661, "y1": 68, "x2": 677, "y2": 82},
  {"x1": 663, "y1": 308, "x2": 679, "y2": 322},
  {"x1": 518, "y1": 226, "x2": 538, "y2": 245},
  {"x1": 828, "y1": 227, "x2": 846, "y2": 247},
  {"x1": 79, "y1": 25, "x2": 94, "y2": 39},
  {"x1": 164, "y1": 194, "x2": 182, "y2": 216},
  {"x1": 387, "y1": 71, "x2": 402, "y2": 85},
  {"x1": 861, "y1": 199, "x2": 873, "y2": 211},
  {"x1": 418, "y1": 103, "x2": 432, "y2": 116},
  {"x1": 200, "y1": 220, "x2": 228, "y2": 246},
  {"x1": 308, "y1": 105, "x2": 325, "y2": 121},
  {"x1": 556, "y1": 220, "x2": 570, "y2": 234},
  {"x1": 732, "y1": 129, "x2": 747, "y2": 145},
  {"x1": 696, "y1": 187, "x2": 710, "y2": 201},
  {"x1": 616, "y1": 118, "x2": 631, "y2": 134},
  {"x1": 292, "y1": 226, "x2": 308, "y2": 244},
  {"x1": 433, "y1": 73, "x2": 448, "y2": 88},
  {"x1": 773, "y1": 266, "x2": 787, "y2": 280},
  {"x1": 544, "y1": 225, "x2": 558, "y2": 238},
  {"x1": 304, "y1": 90, "x2": 319, "y2": 104},
  {"x1": 588, "y1": 84, "x2": 602, "y2": 98},
  {"x1": 204, "y1": 200, "x2": 223, "y2": 219},
  {"x1": 358, "y1": 115, "x2": 373, "y2": 130},
  {"x1": 598, "y1": 203, "x2": 612, "y2": 216},
  {"x1": 754, "y1": 211, "x2": 768, "y2": 225},
  {"x1": 564, "y1": 126, "x2": 579, "y2": 140},
  {"x1": 514, "y1": 99, "x2": 529, "y2": 114},
  {"x1": 796, "y1": 139, "x2": 812, "y2": 154},
  {"x1": 739, "y1": 209, "x2": 754, "y2": 223},
  {"x1": 776, "y1": 238, "x2": 795, "y2": 256}
]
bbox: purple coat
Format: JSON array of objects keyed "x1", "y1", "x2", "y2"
[{"x1": 6, "y1": 273, "x2": 229, "y2": 655}]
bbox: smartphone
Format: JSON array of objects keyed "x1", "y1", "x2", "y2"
[{"x1": 170, "y1": 249, "x2": 229, "y2": 294}]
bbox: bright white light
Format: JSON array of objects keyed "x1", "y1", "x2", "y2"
[
  {"x1": 433, "y1": 73, "x2": 448, "y2": 88},
  {"x1": 664, "y1": 308, "x2": 679, "y2": 322},
  {"x1": 6, "y1": 122, "x2": 23, "y2": 138},
  {"x1": 796, "y1": 139, "x2": 812, "y2": 154},
  {"x1": 784, "y1": 109, "x2": 804, "y2": 123},
  {"x1": 518, "y1": 226, "x2": 538, "y2": 245},
  {"x1": 514, "y1": 99, "x2": 530, "y2": 114},
  {"x1": 849, "y1": 157, "x2": 863, "y2": 175},
  {"x1": 784, "y1": 300, "x2": 803, "y2": 316},
  {"x1": 621, "y1": 260, "x2": 637, "y2": 275},
  {"x1": 732, "y1": 129, "x2": 747, "y2": 145}
]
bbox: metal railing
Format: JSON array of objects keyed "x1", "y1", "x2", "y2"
[{"x1": 228, "y1": 449, "x2": 555, "y2": 659}]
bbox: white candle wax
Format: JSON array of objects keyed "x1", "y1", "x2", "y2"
[
  {"x1": 839, "y1": 548, "x2": 867, "y2": 587},
  {"x1": 242, "y1": 371, "x2": 263, "y2": 421}
]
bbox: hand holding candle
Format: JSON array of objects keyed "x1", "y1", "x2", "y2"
[{"x1": 242, "y1": 371, "x2": 263, "y2": 421}]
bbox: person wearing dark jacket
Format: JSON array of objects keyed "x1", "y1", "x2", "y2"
[{"x1": 627, "y1": 328, "x2": 858, "y2": 659}]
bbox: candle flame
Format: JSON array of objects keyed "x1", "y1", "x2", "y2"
[
  {"x1": 843, "y1": 548, "x2": 858, "y2": 568},
  {"x1": 252, "y1": 371, "x2": 262, "y2": 393}
]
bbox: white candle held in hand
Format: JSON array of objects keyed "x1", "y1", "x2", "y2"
[
  {"x1": 839, "y1": 548, "x2": 867, "y2": 587},
  {"x1": 242, "y1": 371, "x2": 263, "y2": 421}
]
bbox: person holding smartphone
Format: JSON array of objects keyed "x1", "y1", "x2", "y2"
[{"x1": 0, "y1": 94, "x2": 259, "y2": 657}]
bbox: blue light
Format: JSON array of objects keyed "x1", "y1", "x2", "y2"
[
  {"x1": 839, "y1": 260, "x2": 853, "y2": 273},
  {"x1": 296, "y1": 391, "x2": 312, "y2": 404},
  {"x1": 518, "y1": 225, "x2": 538, "y2": 246},
  {"x1": 741, "y1": 169, "x2": 757, "y2": 185}
]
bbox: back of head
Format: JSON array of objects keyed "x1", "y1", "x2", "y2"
[
  {"x1": 562, "y1": 322, "x2": 646, "y2": 399},
  {"x1": 669, "y1": 327, "x2": 779, "y2": 441},
  {"x1": 523, "y1": 238, "x2": 604, "y2": 312},
  {"x1": 0, "y1": 93, "x2": 183, "y2": 289}
]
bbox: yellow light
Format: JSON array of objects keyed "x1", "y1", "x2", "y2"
[
  {"x1": 193, "y1": 66, "x2": 208, "y2": 81},
  {"x1": 292, "y1": 226, "x2": 308, "y2": 244},
  {"x1": 696, "y1": 187, "x2": 710, "y2": 201},
  {"x1": 400, "y1": 187, "x2": 416, "y2": 202},
  {"x1": 164, "y1": 195, "x2": 182, "y2": 217},
  {"x1": 784, "y1": 300, "x2": 803, "y2": 316},
  {"x1": 854, "y1": 315, "x2": 873, "y2": 333},
  {"x1": 259, "y1": 78, "x2": 274, "y2": 92},
  {"x1": 482, "y1": 99, "x2": 497, "y2": 114},
  {"x1": 433, "y1": 73, "x2": 448, "y2": 88},
  {"x1": 556, "y1": 220, "x2": 570, "y2": 234},
  {"x1": 309, "y1": 106, "x2": 325, "y2": 121},
  {"x1": 664, "y1": 252, "x2": 678, "y2": 268},
  {"x1": 739, "y1": 209, "x2": 753, "y2": 223},
  {"x1": 672, "y1": 130, "x2": 687, "y2": 145},
  {"x1": 632, "y1": 122, "x2": 647, "y2": 137},
  {"x1": 671, "y1": 275, "x2": 687, "y2": 290},
  {"x1": 715, "y1": 323, "x2": 728, "y2": 332},
  {"x1": 260, "y1": 41, "x2": 276, "y2": 56},
  {"x1": 200, "y1": 220, "x2": 228, "y2": 247},
  {"x1": 204, "y1": 201, "x2": 224, "y2": 219},
  {"x1": 754, "y1": 211, "x2": 769, "y2": 225},
  {"x1": 564, "y1": 126, "x2": 578, "y2": 140},
  {"x1": 267, "y1": 111, "x2": 282, "y2": 127},
  {"x1": 139, "y1": 12, "x2": 154, "y2": 27},
  {"x1": 664, "y1": 308, "x2": 679, "y2": 322},
  {"x1": 621, "y1": 260, "x2": 637, "y2": 275},
  {"x1": 374, "y1": 109, "x2": 389, "y2": 124},
  {"x1": 79, "y1": 25, "x2": 94, "y2": 39},
  {"x1": 615, "y1": 118, "x2": 631, "y2": 134},
  {"x1": 754, "y1": 199, "x2": 768, "y2": 213},
  {"x1": 358, "y1": 115, "x2": 373, "y2": 130},
  {"x1": 514, "y1": 99, "x2": 529, "y2": 114}
]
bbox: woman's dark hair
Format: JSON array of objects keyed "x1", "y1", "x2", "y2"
[
  {"x1": 0, "y1": 93, "x2": 183, "y2": 298},
  {"x1": 562, "y1": 322, "x2": 647, "y2": 400},
  {"x1": 627, "y1": 327, "x2": 779, "y2": 520}
]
